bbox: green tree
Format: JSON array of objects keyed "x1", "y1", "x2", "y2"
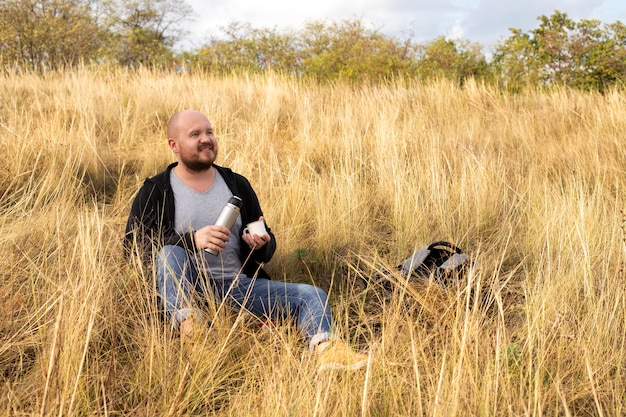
[
  {"x1": 414, "y1": 36, "x2": 488, "y2": 83},
  {"x1": 191, "y1": 19, "x2": 415, "y2": 82},
  {"x1": 569, "y1": 19, "x2": 626, "y2": 91},
  {"x1": 191, "y1": 22, "x2": 299, "y2": 74},
  {"x1": 492, "y1": 28, "x2": 541, "y2": 90},
  {"x1": 298, "y1": 19, "x2": 413, "y2": 82},
  {"x1": 493, "y1": 10, "x2": 626, "y2": 91},
  {"x1": 533, "y1": 11, "x2": 576, "y2": 85},
  {"x1": 0, "y1": 0, "x2": 103, "y2": 69},
  {"x1": 99, "y1": 0, "x2": 192, "y2": 68}
]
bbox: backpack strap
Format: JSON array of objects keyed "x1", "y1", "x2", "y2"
[{"x1": 427, "y1": 241, "x2": 463, "y2": 254}]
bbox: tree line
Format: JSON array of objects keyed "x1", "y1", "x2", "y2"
[{"x1": 1, "y1": 1, "x2": 624, "y2": 92}]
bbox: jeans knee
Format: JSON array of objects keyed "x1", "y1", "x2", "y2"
[
  {"x1": 158, "y1": 245, "x2": 187, "y2": 261},
  {"x1": 297, "y1": 284, "x2": 328, "y2": 304},
  {"x1": 158, "y1": 245, "x2": 188, "y2": 269}
]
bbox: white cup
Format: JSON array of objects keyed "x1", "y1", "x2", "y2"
[{"x1": 243, "y1": 220, "x2": 268, "y2": 237}]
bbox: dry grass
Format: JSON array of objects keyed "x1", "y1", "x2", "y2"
[{"x1": 0, "y1": 67, "x2": 625, "y2": 416}]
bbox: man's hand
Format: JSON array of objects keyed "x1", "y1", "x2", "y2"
[
  {"x1": 242, "y1": 216, "x2": 271, "y2": 250},
  {"x1": 194, "y1": 225, "x2": 231, "y2": 253}
]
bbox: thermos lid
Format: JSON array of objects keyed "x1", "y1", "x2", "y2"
[{"x1": 228, "y1": 196, "x2": 243, "y2": 207}]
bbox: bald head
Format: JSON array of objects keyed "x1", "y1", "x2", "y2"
[{"x1": 167, "y1": 109, "x2": 208, "y2": 140}]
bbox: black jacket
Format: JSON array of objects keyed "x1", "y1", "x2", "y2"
[{"x1": 124, "y1": 162, "x2": 276, "y2": 279}]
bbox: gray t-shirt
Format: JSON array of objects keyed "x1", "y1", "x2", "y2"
[{"x1": 170, "y1": 169, "x2": 243, "y2": 280}]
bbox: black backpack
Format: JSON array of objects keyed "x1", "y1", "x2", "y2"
[{"x1": 374, "y1": 241, "x2": 469, "y2": 290}]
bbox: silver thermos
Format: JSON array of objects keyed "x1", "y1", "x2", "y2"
[{"x1": 205, "y1": 196, "x2": 243, "y2": 255}]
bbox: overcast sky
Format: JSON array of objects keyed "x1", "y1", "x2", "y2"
[{"x1": 179, "y1": 0, "x2": 626, "y2": 52}]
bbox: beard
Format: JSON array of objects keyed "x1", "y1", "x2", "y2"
[
  {"x1": 179, "y1": 148, "x2": 217, "y2": 173},
  {"x1": 184, "y1": 159, "x2": 214, "y2": 172}
]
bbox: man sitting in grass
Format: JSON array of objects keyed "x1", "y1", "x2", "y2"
[{"x1": 124, "y1": 109, "x2": 368, "y2": 371}]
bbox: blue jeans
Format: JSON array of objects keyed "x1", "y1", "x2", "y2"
[{"x1": 156, "y1": 245, "x2": 336, "y2": 350}]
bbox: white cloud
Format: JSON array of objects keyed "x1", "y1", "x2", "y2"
[{"x1": 446, "y1": 20, "x2": 464, "y2": 41}]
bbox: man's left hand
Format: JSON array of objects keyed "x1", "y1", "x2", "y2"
[{"x1": 242, "y1": 229, "x2": 270, "y2": 250}]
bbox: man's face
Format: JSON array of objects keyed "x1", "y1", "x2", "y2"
[{"x1": 168, "y1": 111, "x2": 218, "y2": 172}]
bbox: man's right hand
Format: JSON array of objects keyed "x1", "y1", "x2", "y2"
[{"x1": 194, "y1": 225, "x2": 231, "y2": 253}]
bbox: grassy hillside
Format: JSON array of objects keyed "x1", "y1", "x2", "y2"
[{"x1": 1, "y1": 67, "x2": 624, "y2": 416}]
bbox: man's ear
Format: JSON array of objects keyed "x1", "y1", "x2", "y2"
[{"x1": 168, "y1": 138, "x2": 178, "y2": 153}]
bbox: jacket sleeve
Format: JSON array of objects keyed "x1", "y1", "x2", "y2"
[
  {"x1": 124, "y1": 181, "x2": 163, "y2": 265},
  {"x1": 236, "y1": 175, "x2": 277, "y2": 267}
]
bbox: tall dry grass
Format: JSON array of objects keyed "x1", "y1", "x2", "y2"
[{"x1": 0, "y1": 67, "x2": 624, "y2": 416}]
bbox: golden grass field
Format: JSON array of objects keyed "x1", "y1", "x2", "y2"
[{"x1": 0, "y1": 67, "x2": 625, "y2": 416}]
